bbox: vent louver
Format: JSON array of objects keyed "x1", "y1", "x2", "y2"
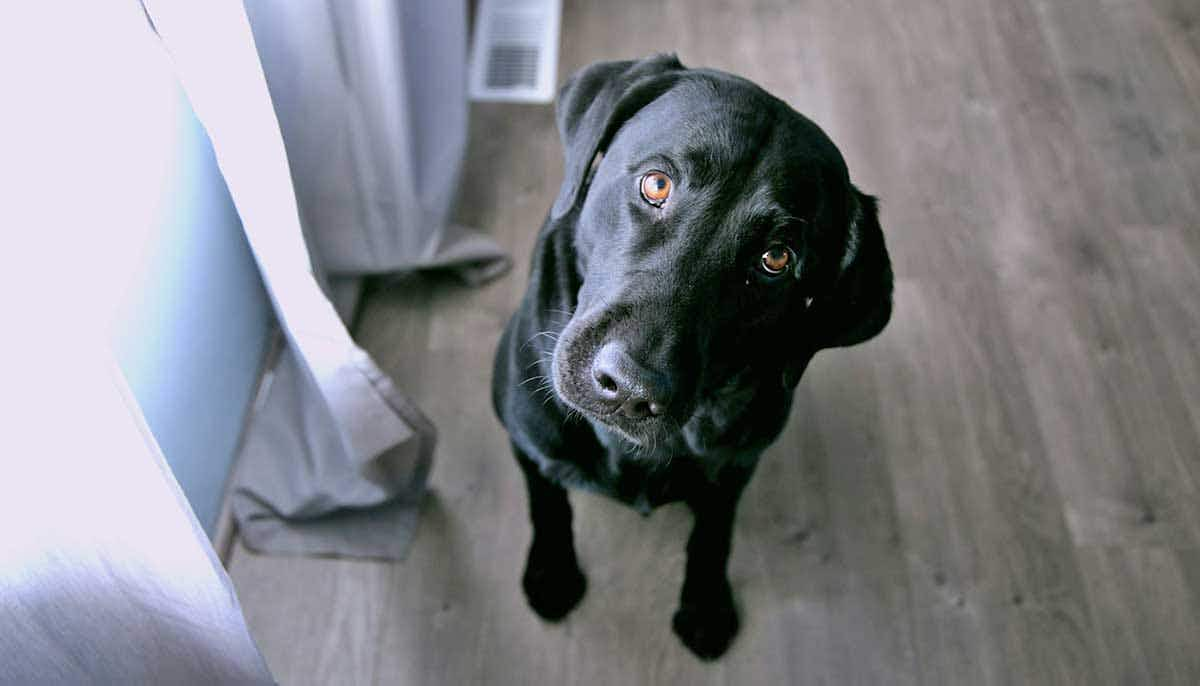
[{"x1": 469, "y1": 0, "x2": 561, "y2": 103}]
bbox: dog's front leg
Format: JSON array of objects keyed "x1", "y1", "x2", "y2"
[
  {"x1": 514, "y1": 446, "x2": 587, "y2": 621},
  {"x1": 673, "y1": 489, "x2": 742, "y2": 660}
]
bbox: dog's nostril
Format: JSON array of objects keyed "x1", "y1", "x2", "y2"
[
  {"x1": 592, "y1": 342, "x2": 672, "y2": 419},
  {"x1": 597, "y1": 373, "x2": 618, "y2": 393},
  {"x1": 594, "y1": 367, "x2": 622, "y2": 402},
  {"x1": 621, "y1": 396, "x2": 668, "y2": 420}
]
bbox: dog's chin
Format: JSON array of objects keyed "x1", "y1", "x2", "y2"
[
  {"x1": 590, "y1": 413, "x2": 666, "y2": 449},
  {"x1": 553, "y1": 388, "x2": 645, "y2": 446}
]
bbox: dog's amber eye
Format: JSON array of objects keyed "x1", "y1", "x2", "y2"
[
  {"x1": 639, "y1": 171, "x2": 672, "y2": 205},
  {"x1": 759, "y1": 245, "x2": 792, "y2": 275}
]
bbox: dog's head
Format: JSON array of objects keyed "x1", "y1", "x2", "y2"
[{"x1": 549, "y1": 55, "x2": 893, "y2": 450}]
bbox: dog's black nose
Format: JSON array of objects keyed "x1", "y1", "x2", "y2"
[{"x1": 592, "y1": 342, "x2": 672, "y2": 419}]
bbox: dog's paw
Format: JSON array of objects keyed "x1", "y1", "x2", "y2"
[
  {"x1": 672, "y1": 591, "x2": 740, "y2": 661},
  {"x1": 522, "y1": 546, "x2": 587, "y2": 621}
]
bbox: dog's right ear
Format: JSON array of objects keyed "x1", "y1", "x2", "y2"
[{"x1": 551, "y1": 55, "x2": 686, "y2": 220}]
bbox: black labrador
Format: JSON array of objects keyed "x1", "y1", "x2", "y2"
[{"x1": 492, "y1": 55, "x2": 893, "y2": 660}]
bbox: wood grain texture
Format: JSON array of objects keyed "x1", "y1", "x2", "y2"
[{"x1": 226, "y1": 0, "x2": 1200, "y2": 683}]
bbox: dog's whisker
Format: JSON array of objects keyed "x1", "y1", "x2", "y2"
[
  {"x1": 526, "y1": 330, "x2": 560, "y2": 344},
  {"x1": 525, "y1": 350, "x2": 555, "y2": 371},
  {"x1": 519, "y1": 375, "x2": 549, "y2": 388},
  {"x1": 520, "y1": 332, "x2": 561, "y2": 353}
]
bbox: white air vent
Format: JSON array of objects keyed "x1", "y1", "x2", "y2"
[{"x1": 469, "y1": 0, "x2": 561, "y2": 103}]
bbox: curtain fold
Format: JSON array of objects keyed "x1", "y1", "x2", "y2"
[
  {"x1": 144, "y1": 0, "x2": 504, "y2": 559},
  {"x1": 242, "y1": 0, "x2": 510, "y2": 284}
]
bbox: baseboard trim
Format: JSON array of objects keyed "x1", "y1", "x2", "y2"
[{"x1": 212, "y1": 327, "x2": 284, "y2": 565}]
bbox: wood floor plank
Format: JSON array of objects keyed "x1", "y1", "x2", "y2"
[
  {"x1": 1115, "y1": 224, "x2": 1200, "y2": 440},
  {"x1": 1147, "y1": 0, "x2": 1200, "y2": 113},
  {"x1": 228, "y1": 541, "x2": 394, "y2": 686},
  {"x1": 873, "y1": 281, "x2": 1004, "y2": 686},
  {"x1": 865, "y1": 0, "x2": 1111, "y2": 681},
  {"x1": 1077, "y1": 547, "x2": 1200, "y2": 685},
  {"x1": 975, "y1": 0, "x2": 1200, "y2": 551}
]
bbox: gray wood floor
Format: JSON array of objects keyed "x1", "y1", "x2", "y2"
[{"x1": 227, "y1": 0, "x2": 1200, "y2": 683}]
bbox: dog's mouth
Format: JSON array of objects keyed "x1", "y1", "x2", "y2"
[
  {"x1": 549, "y1": 359, "x2": 646, "y2": 444},
  {"x1": 561, "y1": 401, "x2": 671, "y2": 450},
  {"x1": 548, "y1": 321, "x2": 772, "y2": 456},
  {"x1": 581, "y1": 409, "x2": 660, "y2": 448},
  {"x1": 550, "y1": 339, "x2": 678, "y2": 449}
]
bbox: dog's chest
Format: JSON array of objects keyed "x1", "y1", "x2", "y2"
[
  {"x1": 542, "y1": 441, "x2": 705, "y2": 515},
  {"x1": 605, "y1": 454, "x2": 692, "y2": 514}
]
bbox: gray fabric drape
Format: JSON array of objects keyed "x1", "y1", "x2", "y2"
[
  {"x1": 148, "y1": 0, "x2": 507, "y2": 560},
  {"x1": 242, "y1": 0, "x2": 511, "y2": 284}
]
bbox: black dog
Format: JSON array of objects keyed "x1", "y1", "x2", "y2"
[{"x1": 492, "y1": 55, "x2": 893, "y2": 660}]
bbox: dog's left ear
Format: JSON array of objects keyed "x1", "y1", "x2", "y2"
[
  {"x1": 783, "y1": 186, "x2": 893, "y2": 387},
  {"x1": 815, "y1": 187, "x2": 894, "y2": 349},
  {"x1": 551, "y1": 55, "x2": 686, "y2": 220}
]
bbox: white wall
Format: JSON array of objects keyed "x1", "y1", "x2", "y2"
[
  {"x1": 5, "y1": 2, "x2": 274, "y2": 537},
  {"x1": 109, "y1": 65, "x2": 274, "y2": 536}
]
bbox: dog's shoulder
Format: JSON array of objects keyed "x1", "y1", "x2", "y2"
[{"x1": 492, "y1": 212, "x2": 586, "y2": 444}]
